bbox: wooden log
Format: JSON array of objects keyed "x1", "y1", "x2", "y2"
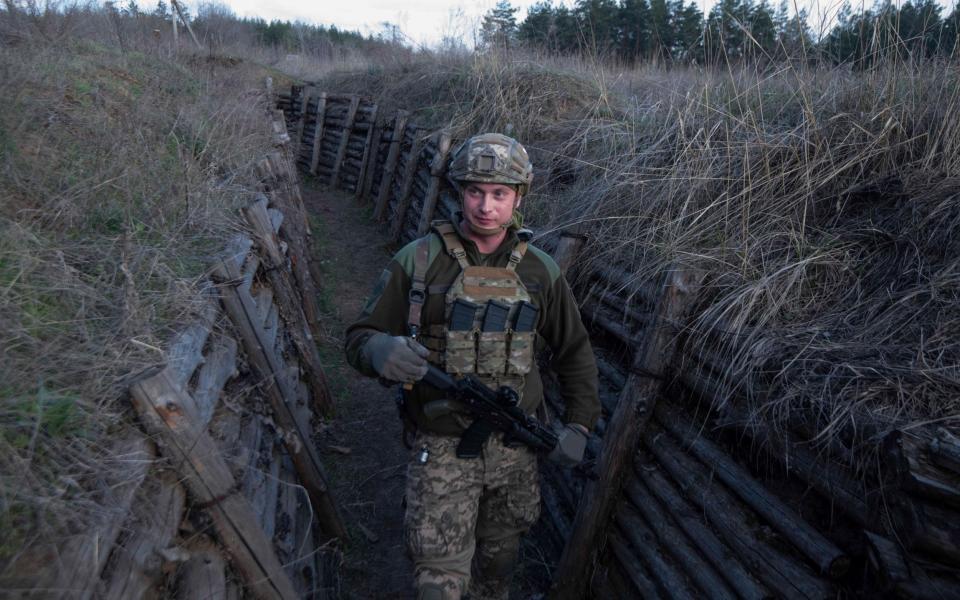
[
  {"x1": 176, "y1": 538, "x2": 226, "y2": 600},
  {"x1": 930, "y1": 428, "x2": 960, "y2": 476},
  {"x1": 622, "y1": 477, "x2": 740, "y2": 600},
  {"x1": 374, "y1": 112, "x2": 410, "y2": 222},
  {"x1": 582, "y1": 299, "x2": 645, "y2": 348},
  {"x1": 644, "y1": 426, "x2": 833, "y2": 600},
  {"x1": 309, "y1": 93, "x2": 328, "y2": 175},
  {"x1": 595, "y1": 355, "x2": 627, "y2": 390},
  {"x1": 330, "y1": 95, "x2": 360, "y2": 188},
  {"x1": 594, "y1": 557, "x2": 641, "y2": 600},
  {"x1": 885, "y1": 430, "x2": 960, "y2": 509},
  {"x1": 102, "y1": 470, "x2": 186, "y2": 600},
  {"x1": 655, "y1": 403, "x2": 850, "y2": 578},
  {"x1": 129, "y1": 368, "x2": 298, "y2": 600},
  {"x1": 705, "y1": 395, "x2": 871, "y2": 527},
  {"x1": 864, "y1": 531, "x2": 910, "y2": 592},
  {"x1": 864, "y1": 531, "x2": 960, "y2": 599},
  {"x1": 608, "y1": 533, "x2": 661, "y2": 598},
  {"x1": 416, "y1": 131, "x2": 452, "y2": 236},
  {"x1": 615, "y1": 509, "x2": 698, "y2": 600},
  {"x1": 590, "y1": 285, "x2": 653, "y2": 329},
  {"x1": 551, "y1": 269, "x2": 701, "y2": 600},
  {"x1": 265, "y1": 182, "x2": 325, "y2": 347},
  {"x1": 243, "y1": 198, "x2": 334, "y2": 416},
  {"x1": 591, "y1": 264, "x2": 659, "y2": 309},
  {"x1": 388, "y1": 138, "x2": 425, "y2": 241},
  {"x1": 894, "y1": 495, "x2": 960, "y2": 566},
  {"x1": 211, "y1": 254, "x2": 346, "y2": 540},
  {"x1": 634, "y1": 455, "x2": 770, "y2": 600}
]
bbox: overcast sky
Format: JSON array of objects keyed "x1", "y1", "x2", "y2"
[
  {"x1": 190, "y1": 0, "x2": 953, "y2": 48},
  {"x1": 213, "y1": 0, "x2": 537, "y2": 47}
]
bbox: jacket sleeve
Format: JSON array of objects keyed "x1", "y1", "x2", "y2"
[
  {"x1": 538, "y1": 273, "x2": 601, "y2": 430},
  {"x1": 344, "y1": 259, "x2": 412, "y2": 378}
]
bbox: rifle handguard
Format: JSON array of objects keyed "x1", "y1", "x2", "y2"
[{"x1": 422, "y1": 365, "x2": 557, "y2": 457}]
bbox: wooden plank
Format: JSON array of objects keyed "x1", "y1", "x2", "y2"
[
  {"x1": 224, "y1": 235, "x2": 253, "y2": 274},
  {"x1": 211, "y1": 253, "x2": 346, "y2": 540},
  {"x1": 373, "y1": 111, "x2": 410, "y2": 222},
  {"x1": 129, "y1": 368, "x2": 298, "y2": 600},
  {"x1": 167, "y1": 297, "x2": 218, "y2": 388},
  {"x1": 330, "y1": 95, "x2": 360, "y2": 188},
  {"x1": 295, "y1": 88, "x2": 312, "y2": 153},
  {"x1": 354, "y1": 103, "x2": 380, "y2": 201},
  {"x1": 176, "y1": 537, "x2": 227, "y2": 600},
  {"x1": 550, "y1": 269, "x2": 701, "y2": 600},
  {"x1": 243, "y1": 198, "x2": 334, "y2": 416},
  {"x1": 268, "y1": 208, "x2": 284, "y2": 234},
  {"x1": 270, "y1": 109, "x2": 291, "y2": 147},
  {"x1": 416, "y1": 131, "x2": 452, "y2": 236},
  {"x1": 553, "y1": 226, "x2": 589, "y2": 276},
  {"x1": 193, "y1": 335, "x2": 238, "y2": 426},
  {"x1": 309, "y1": 93, "x2": 328, "y2": 175},
  {"x1": 254, "y1": 286, "x2": 275, "y2": 328},
  {"x1": 358, "y1": 114, "x2": 384, "y2": 202},
  {"x1": 102, "y1": 471, "x2": 186, "y2": 600}
]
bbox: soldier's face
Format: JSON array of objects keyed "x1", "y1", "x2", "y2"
[{"x1": 461, "y1": 183, "x2": 520, "y2": 231}]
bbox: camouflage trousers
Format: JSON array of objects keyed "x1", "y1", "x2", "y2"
[{"x1": 403, "y1": 430, "x2": 541, "y2": 600}]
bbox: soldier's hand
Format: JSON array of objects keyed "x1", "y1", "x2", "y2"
[
  {"x1": 363, "y1": 333, "x2": 430, "y2": 383},
  {"x1": 547, "y1": 423, "x2": 589, "y2": 467}
]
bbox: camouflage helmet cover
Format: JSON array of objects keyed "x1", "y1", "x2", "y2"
[{"x1": 447, "y1": 133, "x2": 533, "y2": 196}]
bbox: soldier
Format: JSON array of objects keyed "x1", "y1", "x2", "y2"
[{"x1": 345, "y1": 133, "x2": 600, "y2": 600}]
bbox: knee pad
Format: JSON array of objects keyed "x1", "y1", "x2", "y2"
[
  {"x1": 479, "y1": 536, "x2": 520, "y2": 579},
  {"x1": 418, "y1": 582, "x2": 451, "y2": 600}
]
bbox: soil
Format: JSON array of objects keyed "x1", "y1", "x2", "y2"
[{"x1": 301, "y1": 182, "x2": 413, "y2": 599}]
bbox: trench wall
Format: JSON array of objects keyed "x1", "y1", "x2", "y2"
[
  {"x1": 276, "y1": 85, "x2": 960, "y2": 599},
  {"x1": 4, "y1": 103, "x2": 344, "y2": 600}
]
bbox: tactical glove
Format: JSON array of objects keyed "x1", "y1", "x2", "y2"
[
  {"x1": 547, "y1": 424, "x2": 588, "y2": 467},
  {"x1": 363, "y1": 333, "x2": 430, "y2": 383}
]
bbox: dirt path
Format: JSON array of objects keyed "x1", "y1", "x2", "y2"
[{"x1": 301, "y1": 183, "x2": 413, "y2": 599}]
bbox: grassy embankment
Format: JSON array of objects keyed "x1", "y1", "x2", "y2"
[
  {"x1": 320, "y1": 50, "x2": 960, "y2": 468},
  {"x1": 0, "y1": 38, "x2": 292, "y2": 565}
]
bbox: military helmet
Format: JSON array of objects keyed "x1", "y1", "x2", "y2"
[{"x1": 447, "y1": 133, "x2": 533, "y2": 196}]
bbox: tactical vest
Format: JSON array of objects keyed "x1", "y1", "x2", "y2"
[{"x1": 408, "y1": 222, "x2": 537, "y2": 396}]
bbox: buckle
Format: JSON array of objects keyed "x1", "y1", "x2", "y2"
[{"x1": 408, "y1": 288, "x2": 426, "y2": 304}]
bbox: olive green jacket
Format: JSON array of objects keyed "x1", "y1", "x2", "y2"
[{"x1": 344, "y1": 218, "x2": 600, "y2": 435}]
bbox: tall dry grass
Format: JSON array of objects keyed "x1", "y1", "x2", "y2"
[
  {"x1": 0, "y1": 34, "x2": 284, "y2": 567},
  {"x1": 321, "y1": 50, "x2": 960, "y2": 464}
]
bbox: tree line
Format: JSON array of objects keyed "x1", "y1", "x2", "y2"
[{"x1": 481, "y1": 0, "x2": 960, "y2": 65}]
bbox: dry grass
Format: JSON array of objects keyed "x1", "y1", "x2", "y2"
[
  {"x1": 0, "y1": 36, "x2": 284, "y2": 569},
  {"x1": 319, "y1": 51, "x2": 960, "y2": 465}
]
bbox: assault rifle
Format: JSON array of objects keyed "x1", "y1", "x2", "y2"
[{"x1": 422, "y1": 364, "x2": 558, "y2": 459}]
